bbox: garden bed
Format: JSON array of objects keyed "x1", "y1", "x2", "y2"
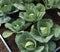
[
  {"x1": 0, "y1": 9, "x2": 60, "y2": 52},
  {"x1": 0, "y1": 0, "x2": 60, "y2": 52}
]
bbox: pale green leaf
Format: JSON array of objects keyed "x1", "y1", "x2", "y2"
[{"x1": 2, "y1": 30, "x2": 14, "y2": 38}]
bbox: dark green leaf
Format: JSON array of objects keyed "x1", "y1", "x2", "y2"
[{"x1": 0, "y1": 16, "x2": 11, "y2": 26}]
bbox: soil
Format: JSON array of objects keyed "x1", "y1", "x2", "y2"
[
  {"x1": 0, "y1": 9, "x2": 60, "y2": 52},
  {"x1": 0, "y1": 39, "x2": 8, "y2": 52},
  {"x1": 0, "y1": 27, "x2": 20, "y2": 52}
]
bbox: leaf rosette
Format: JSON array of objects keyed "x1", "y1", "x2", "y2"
[
  {"x1": 52, "y1": 24, "x2": 60, "y2": 40},
  {"x1": 15, "y1": 32, "x2": 36, "y2": 51},
  {"x1": 30, "y1": 19, "x2": 54, "y2": 43},
  {"x1": 5, "y1": 18, "x2": 26, "y2": 33},
  {"x1": 37, "y1": 19, "x2": 53, "y2": 37},
  {"x1": 0, "y1": 0, "x2": 19, "y2": 15},
  {"x1": 43, "y1": 0, "x2": 60, "y2": 9},
  {"x1": 15, "y1": 31, "x2": 45, "y2": 52},
  {"x1": 19, "y1": 3, "x2": 45, "y2": 22}
]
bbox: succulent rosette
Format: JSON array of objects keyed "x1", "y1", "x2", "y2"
[
  {"x1": 37, "y1": 19, "x2": 53, "y2": 37},
  {"x1": 19, "y1": 3, "x2": 45, "y2": 22},
  {"x1": 0, "y1": 0, "x2": 20, "y2": 15},
  {"x1": 43, "y1": 0, "x2": 60, "y2": 9},
  {"x1": 5, "y1": 18, "x2": 27, "y2": 33},
  {"x1": 30, "y1": 19, "x2": 54, "y2": 43},
  {"x1": 52, "y1": 24, "x2": 60, "y2": 40},
  {"x1": 15, "y1": 31, "x2": 45, "y2": 52}
]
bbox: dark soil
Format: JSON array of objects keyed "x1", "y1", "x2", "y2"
[{"x1": 0, "y1": 39, "x2": 8, "y2": 52}]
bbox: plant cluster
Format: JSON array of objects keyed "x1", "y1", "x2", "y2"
[{"x1": 0, "y1": 0, "x2": 60, "y2": 52}]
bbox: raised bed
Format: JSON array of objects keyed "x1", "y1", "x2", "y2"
[{"x1": 0, "y1": 0, "x2": 60, "y2": 52}]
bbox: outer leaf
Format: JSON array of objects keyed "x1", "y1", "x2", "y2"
[
  {"x1": 53, "y1": 0, "x2": 60, "y2": 9},
  {"x1": 0, "y1": 5, "x2": 12, "y2": 14},
  {"x1": 2, "y1": 30, "x2": 14, "y2": 38},
  {"x1": 0, "y1": 0, "x2": 12, "y2": 13},
  {"x1": 42, "y1": 41, "x2": 56, "y2": 52},
  {"x1": 0, "y1": 10, "x2": 4, "y2": 16},
  {"x1": 0, "y1": 16, "x2": 11, "y2": 26},
  {"x1": 34, "y1": 46, "x2": 44, "y2": 52},
  {"x1": 0, "y1": 0, "x2": 3, "y2": 4},
  {"x1": 52, "y1": 25, "x2": 60, "y2": 38},
  {"x1": 48, "y1": 41, "x2": 56, "y2": 52},
  {"x1": 52, "y1": 25, "x2": 60, "y2": 40},
  {"x1": 13, "y1": 3, "x2": 25, "y2": 10},
  {"x1": 42, "y1": 44, "x2": 49, "y2": 52},
  {"x1": 0, "y1": 0, "x2": 19, "y2": 14},
  {"x1": 43, "y1": 0, "x2": 54, "y2": 9}
]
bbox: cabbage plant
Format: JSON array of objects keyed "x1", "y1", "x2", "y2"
[
  {"x1": 2, "y1": 18, "x2": 31, "y2": 38},
  {"x1": 15, "y1": 31, "x2": 56, "y2": 52},
  {"x1": 37, "y1": 19, "x2": 53, "y2": 37},
  {"x1": 52, "y1": 24, "x2": 60, "y2": 40},
  {"x1": 0, "y1": 0, "x2": 19, "y2": 26},
  {"x1": 43, "y1": 0, "x2": 60, "y2": 9},
  {"x1": 4, "y1": 18, "x2": 31, "y2": 33},
  {"x1": 19, "y1": 3, "x2": 45, "y2": 22},
  {"x1": 29, "y1": 19, "x2": 53, "y2": 43},
  {"x1": 0, "y1": 0, "x2": 18, "y2": 15}
]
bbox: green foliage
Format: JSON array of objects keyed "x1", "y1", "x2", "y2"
[
  {"x1": 15, "y1": 32, "x2": 36, "y2": 51},
  {"x1": 52, "y1": 25, "x2": 60, "y2": 40},
  {"x1": 42, "y1": 41, "x2": 56, "y2": 52},
  {"x1": 19, "y1": 3, "x2": 45, "y2": 22},
  {"x1": 48, "y1": 41, "x2": 56, "y2": 52},
  {"x1": 15, "y1": 31, "x2": 44, "y2": 52},
  {"x1": 37, "y1": 19, "x2": 53, "y2": 37},
  {"x1": 0, "y1": 0, "x2": 20, "y2": 15},
  {"x1": 30, "y1": 25, "x2": 53, "y2": 43},
  {"x1": 0, "y1": 0, "x2": 12, "y2": 14},
  {"x1": 2, "y1": 30, "x2": 14, "y2": 38},
  {"x1": 43, "y1": 0, "x2": 60, "y2": 9},
  {"x1": 13, "y1": 3, "x2": 26, "y2": 10},
  {"x1": 1, "y1": 0, "x2": 60, "y2": 52},
  {"x1": 0, "y1": 16, "x2": 11, "y2": 26},
  {"x1": 15, "y1": 31, "x2": 56, "y2": 52},
  {"x1": 5, "y1": 18, "x2": 31, "y2": 33}
]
